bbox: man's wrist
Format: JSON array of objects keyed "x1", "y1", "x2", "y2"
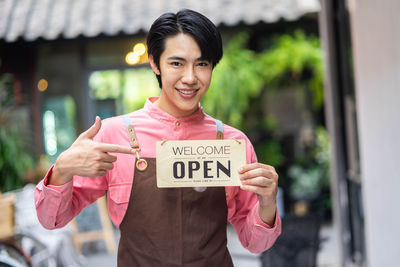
[
  {"x1": 49, "y1": 154, "x2": 73, "y2": 185},
  {"x1": 258, "y1": 202, "x2": 277, "y2": 227}
]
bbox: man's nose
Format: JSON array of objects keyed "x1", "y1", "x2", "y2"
[{"x1": 181, "y1": 66, "x2": 197, "y2": 84}]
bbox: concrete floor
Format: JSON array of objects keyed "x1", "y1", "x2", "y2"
[{"x1": 316, "y1": 223, "x2": 340, "y2": 267}]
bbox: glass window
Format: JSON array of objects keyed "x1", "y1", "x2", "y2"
[{"x1": 88, "y1": 67, "x2": 160, "y2": 118}]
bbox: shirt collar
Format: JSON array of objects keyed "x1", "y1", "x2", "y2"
[{"x1": 144, "y1": 97, "x2": 205, "y2": 124}]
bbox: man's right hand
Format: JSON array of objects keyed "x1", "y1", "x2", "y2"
[{"x1": 49, "y1": 116, "x2": 134, "y2": 185}]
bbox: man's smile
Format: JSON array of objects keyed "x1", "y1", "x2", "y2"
[{"x1": 176, "y1": 88, "x2": 200, "y2": 97}]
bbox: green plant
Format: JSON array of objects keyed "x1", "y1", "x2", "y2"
[
  {"x1": 202, "y1": 32, "x2": 264, "y2": 130},
  {"x1": 203, "y1": 30, "x2": 324, "y2": 126},
  {"x1": 0, "y1": 73, "x2": 34, "y2": 192},
  {"x1": 260, "y1": 30, "x2": 324, "y2": 110},
  {"x1": 287, "y1": 126, "x2": 331, "y2": 200}
]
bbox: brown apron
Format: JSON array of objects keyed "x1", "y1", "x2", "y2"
[{"x1": 117, "y1": 119, "x2": 233, "y2": 267}]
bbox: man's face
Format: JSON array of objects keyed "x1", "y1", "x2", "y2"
[{"x1": 150, "y1": 33, "x2": 213, "y2": 118}]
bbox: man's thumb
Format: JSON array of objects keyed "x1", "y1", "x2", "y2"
[{"x1": 80, "y1": 116, "x2": 102, "y2": 139}]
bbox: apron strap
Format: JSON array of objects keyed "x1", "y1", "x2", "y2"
[
  {"x1": 123, "y1": 115, "x2": 148, "y2": 171},
  {"x1": 216, "y1": 119, "x2": 224, "y2": 140},
  {"x1": 123, "y1": 115, "x2": 140, "y2": 149}
]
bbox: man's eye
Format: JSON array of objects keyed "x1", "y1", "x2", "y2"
[
  {"x1": 198, "y1": 62, "x2": 209, "y2": 67},
  {"x1": 171, "y1": 62, "x2": 181, "y2": 66}
]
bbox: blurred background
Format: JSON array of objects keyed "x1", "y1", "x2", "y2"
[{"x1": 1, "y1": 0, "x2": 399, "y2": 266}]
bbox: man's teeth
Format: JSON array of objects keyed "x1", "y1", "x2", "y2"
[{"x1": 178, "y1": 89, "x2": 197, "y2": 95}]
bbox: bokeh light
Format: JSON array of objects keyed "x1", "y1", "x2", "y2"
[
  {"x1": 125, "y1": 52, "x2": 140, "y2": 65},
  {"x1": 38, "y1": 78, "x2": 48, "y2": 92},
  {"x1": 133, "y1": 43, "x2": 146, "y2": 56}
]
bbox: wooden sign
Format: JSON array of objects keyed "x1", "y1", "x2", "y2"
[{"x1": 156, "y1": 139, "x2": 246, "y2": 188}]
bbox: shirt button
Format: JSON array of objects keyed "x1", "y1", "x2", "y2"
[{"x1": 175, "y1": 121, "x2": 180, "y2": 126}]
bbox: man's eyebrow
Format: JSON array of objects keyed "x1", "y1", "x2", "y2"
[
  {"x1": 196, "y1": 57, "x2": 209, "y2": 62},
  {"x1": 167, "y1": 56, "x2": 186, "y2": 61},
  {"x1": 167, "y1": 56, "x2": 208, "y2": 62}
]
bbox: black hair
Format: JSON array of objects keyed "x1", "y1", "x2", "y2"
[{"x1": 146, "y1": 9, "x2": 223, "y2": 88}]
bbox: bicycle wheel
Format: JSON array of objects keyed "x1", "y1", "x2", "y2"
[{"x1": 0, "y1": 241, "x2": 31, "y2": 267}]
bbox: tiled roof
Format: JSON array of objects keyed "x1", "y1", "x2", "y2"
[{"x1": 0, "y1": 0, "x2": 320, "y2": 42}]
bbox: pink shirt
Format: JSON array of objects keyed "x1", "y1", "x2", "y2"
[{"x1": 35, "y1": 97, "x2": 281, "y2": 254}]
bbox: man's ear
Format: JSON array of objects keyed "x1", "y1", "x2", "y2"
[{"x1": 149, "y1": 55, "x2": 161, "y2": 75}]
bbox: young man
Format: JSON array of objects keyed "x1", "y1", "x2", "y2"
[{"x1": 35, "y1": 9, "x2": 281, "y2": 266}]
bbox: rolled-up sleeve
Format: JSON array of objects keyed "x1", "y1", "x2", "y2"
[
  {"x1": 35, "y1": 166, "x2": 74, "y2": 229},
  {"x1": 227, "y1": 188, "x2": 281, "y2": 254},
  {"x1": 34, "y1": 166, "x2": 108, "y2": 229},
  {"x1": 244, "y1": 201, "x2": 281, "y2": 253}
]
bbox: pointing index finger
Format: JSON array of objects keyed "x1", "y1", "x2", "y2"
[{"x1": 100, "y1": 143, "x2": 135, "y2": 154}]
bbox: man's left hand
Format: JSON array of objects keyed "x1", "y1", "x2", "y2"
[{"x1": 239, "y1": 163, "x2": 279, "y2": 226}]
